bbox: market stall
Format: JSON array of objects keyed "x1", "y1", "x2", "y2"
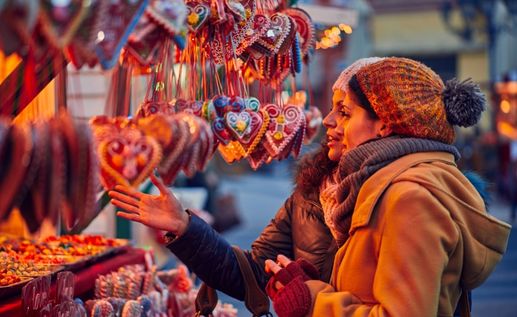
[{"x1": 0, "y1": 0, "x2": 356, "y2": 315}]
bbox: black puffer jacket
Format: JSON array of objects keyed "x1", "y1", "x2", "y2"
[{"x1": 167, "y1": 145, "x2": 338, "y2": 300}]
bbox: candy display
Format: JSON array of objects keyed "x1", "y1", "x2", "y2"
[{"x1": 0, "y1": 235, "x2": 128, "y2": 288}]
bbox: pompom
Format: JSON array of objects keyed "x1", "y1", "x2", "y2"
[{"x1": 443, "y1": 78, "x2": 486, "y2": 127}]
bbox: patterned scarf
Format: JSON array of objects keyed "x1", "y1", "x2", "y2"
[{"x1": 319, "y1": 136, "x2": 460, "y2": 246}]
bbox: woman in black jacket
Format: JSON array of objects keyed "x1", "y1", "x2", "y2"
[{"x1": 108, "y1": 58, "x2": 383, "y2": 300}]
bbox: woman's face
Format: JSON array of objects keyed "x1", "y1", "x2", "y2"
[{"x1": 323, "y1": 89, "x2": 385, "y2": 161}]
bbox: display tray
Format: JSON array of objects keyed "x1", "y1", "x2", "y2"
[{"x1": 0, "y1": 277, "x2": 33, "y2": 299}]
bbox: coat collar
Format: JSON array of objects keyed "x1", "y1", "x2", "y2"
[{"x1": 350, "y1": 152, "x2": 457, "y2": 232}]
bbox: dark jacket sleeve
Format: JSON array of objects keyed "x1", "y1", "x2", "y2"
[{"x1": 166, "y1": 195, "x2": 296, "y2": 300}]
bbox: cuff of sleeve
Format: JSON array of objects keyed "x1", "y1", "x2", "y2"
[
  {"x1": 165, "y1": 211, "x2": 210, "y2": 252},
  {"x1": 163, "y1": 209, "x2": 192, "y2": 244},
  {"x1": 273, "y1": 276, "x2": 312, "y2": 317}
]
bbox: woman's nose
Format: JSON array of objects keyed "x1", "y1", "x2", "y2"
[{"x1": 323, "y1": 111, "x2": 336, "y2": 128}]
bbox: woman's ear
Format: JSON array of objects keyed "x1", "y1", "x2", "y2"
[{"x1": 376, "y1": 124, "x2": 392, "y2": 138}]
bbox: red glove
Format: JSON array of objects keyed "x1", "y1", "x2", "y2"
[{"x1": 266, "y1": 259, "x2": 319, "y2": 317}]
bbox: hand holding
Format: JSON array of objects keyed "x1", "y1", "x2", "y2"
[{"x1": 108, "y1": 174, "x2": 189, "y2": 236}]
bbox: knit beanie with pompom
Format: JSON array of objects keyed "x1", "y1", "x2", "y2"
[
  {"x1": 332, "y1": 57, "x2": 384, "y2": 92},
  {"x1": 350, "y1": 57, "x2": 486, "y2": 144}
]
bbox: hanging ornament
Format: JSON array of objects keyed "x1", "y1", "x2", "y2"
[{"x1": 94, "y1": 0, "x2": 148, "y2": 69}]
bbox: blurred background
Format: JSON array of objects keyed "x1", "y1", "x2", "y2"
[{"x1": 1, "y1": 0, "x2": 515, "y2": 315}]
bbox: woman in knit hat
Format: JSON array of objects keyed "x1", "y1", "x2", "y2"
[
  {"x1": 265, "y1": 57, "x2": 512, "y2": 317},
  {"x1": 108, "y1": 58, "x2": 381, "y2": 309}
]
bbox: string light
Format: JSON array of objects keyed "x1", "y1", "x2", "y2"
[{"x1": 316, "y1": 24, "x2": 353, "y2": 50}]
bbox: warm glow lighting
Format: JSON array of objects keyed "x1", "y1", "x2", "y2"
[{"x1": 501, "y1": 99, "x2": 511, "y2": 114}]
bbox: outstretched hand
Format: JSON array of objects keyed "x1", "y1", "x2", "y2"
[{"x1": 108, "y1": 174, "x2": 189, "y2": 236}]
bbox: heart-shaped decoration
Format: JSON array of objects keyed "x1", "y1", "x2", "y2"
[
  {"x1": 283, "y1": 7, "x2": 314, "y2": 57},
  {"x1": 136, "y1": 100, "x2": 176, "y2": 118},
  {"x1": 202, "y1": 99, "x2": 218, "y2": 122},
  {"x1": 263, "y1": 103, "x2": 304, "y2": 158},
  {"x1": 225, "y1": 111, "x2": 252, "y2": 140},
  {"x1": 93, "y1": 120, "x2": 162, "y2": 190},
  {"x1": 228, "y1": 96, "x2": 246, "y2": 113},
  {"x1": 146, "y1": 0, "x2": 187, "y2": 35},
  {"x1": 94, "y1": 0, "x2": 147, "y2": 70},
  {"x1": 126, "y1": 15, "x2": 165, "y2": 67},
  {"x1": 60, "y1": 112, "x2": 98, "y2": 231},
  {"x1": 236, "y1": 14, "x2": 270, "y2": 55},
  {"x1": 157, "y1": 118, "x2": 190, "y2": 185},
  {"x1": 254, "y1": 13, "x2": 291, "y2": 55},
  {"x1": 304, "y1": 106, "x2": 322, "y2": 144},
  {"x1": 247, "y1": 143, "x2": 269, "y2": 170},
  {"x1": 211, "y1": 117, "x2": 232, "y2": 145},
  {"x1": 185, "y1": 1, "x2": 210, "y2": 33},
  {"x1": 39, "y1": 0, "x2": 90, "y2": 49},
  {"x1": 212, "y1": 95, "x2": 230, "y2": 117},
  {"x1": 0, "y1": 123, "x2": 33, "y2": 221},
  {"x1": 245, "y1": 97, "x2": 260, "y2": 112},
  {"x1": 176, "y1": 99, "x2": 203, "y2": 116}
]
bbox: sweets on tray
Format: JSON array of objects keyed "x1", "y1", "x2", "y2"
[
  {"x1": 0, "y1": 269, "x2": 23, "y2": 287},
  {"x1": 0, "y1": 235, "x2": 128, "y2": 287}
]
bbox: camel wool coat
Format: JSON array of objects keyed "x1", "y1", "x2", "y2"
[{"x1": 305, "y1": 152, "x2": 511, "y2": 317}]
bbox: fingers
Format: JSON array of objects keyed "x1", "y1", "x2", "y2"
[
  {"x1": 150, "y1": 173, "x2": 169, "y2": 196},
  {"x1": 112, "y1": 185, "x2": 144, "y2": 199},
  {"x1": 116, "y1": 211, "x2": 140, "y2": 222},
  {"x1": 111, "y1": 199, "x2": 140, "y2": 214},
  {"x1": 108, "y1": 190, "x2": 140, "y2": 208},
  {"x1": 277, "y1": 254, "x2": 292, "y2": 267},
  {"x1": 265, "y1": 259, "x2": 282, "y2": 274}
]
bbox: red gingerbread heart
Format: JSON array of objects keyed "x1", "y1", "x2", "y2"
[
  {"x1": 92, "y1": 118, "x2": 162, "y2": 190},
  {"x1": 263, "y1": 103, "x2": 304, "y2": 159}
]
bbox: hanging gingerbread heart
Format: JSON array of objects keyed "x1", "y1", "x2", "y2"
[
  {"x1": 282, "y1": 7, "x2": 315, "y2": 57},
  {"x1": 126, "y1": 15, "x2": 165, "y2": 67},
  {"x1": 146, "y1": 0, "x2": 187, "y2": 35},
  {"x1": 0, "y1": 122, "x2": 33, "y2": 221},
  {"x1": 228, "y1": 96, "x2": 246, "y2": 113},
  {"x1": 185, "y1": 1, "x2": 210, "y2": 33},
  {"x1": 157, "y1": 117, "x2": 190, "y2": 185},
  {"x1": 253, "y1": 13, "x2": 291, "y2": 55},
  {"x1": 225, "y1": 111, "x2": 252, "y2": 141},
  {"x1": 176, "y1": 99, "x2": 203, "y2": 116},
  {"x1": 263, "y1": 103, "x2": 304, "y2": 159},
  {"x1": 212, "y1": 94, "x2": 230, "y2": 117},
  {"x1": 92, "y1": 117, "x2": 162, "y2": 190},
  {"x1": 235, "y1": 14, "x2": 270, "y2": 55},
  {"x1": 38, "y1": 0, "x2": 90, "y2": 49},
  {"x1": 60, "y1": 112, "x2": 98, "y2": 231},
  {"x1": 94, "y1": 0, "x2": 148, "y2": 70},
  {"x1": 137, "y1": 100, "x2": 176, "y2": 118},
  {"x1": 247, "y1": 143, "x2": 269, "y2": 170}
]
